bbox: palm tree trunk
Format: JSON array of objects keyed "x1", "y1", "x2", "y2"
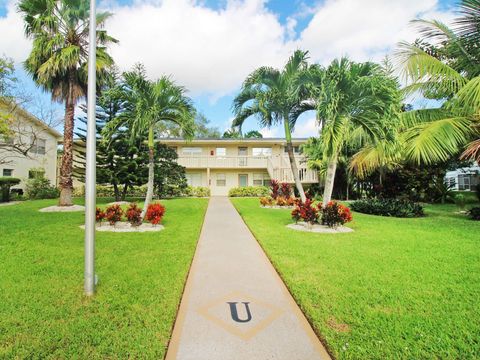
[
  {"x1": 59, "y1": 97, "x2": 75, "y2": 206},
  {"x1": 322, "y1": 153, "x2": 338, "y2": 208},
  {"x1": 284, "y1": 119, "x2": 306, "y2": 202},
  {"x1": 141, "y1": 126, "x2": 155, "y2": 219}
]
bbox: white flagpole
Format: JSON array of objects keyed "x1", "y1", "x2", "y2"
[{"x1": 84, "y1": 0, "x2": 97, "y2": 296}]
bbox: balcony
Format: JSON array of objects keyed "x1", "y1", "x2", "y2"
[{"x1": 176, "y1": 155, "x2": 269, "y2": 169}]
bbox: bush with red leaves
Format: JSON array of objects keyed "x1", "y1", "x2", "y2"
[
  {"x1": 105, "y1": 204, "x2": 124, "y2": 226},
  {"x1": 291, "y1": 198, "x2": 319, "y2": 224},
  {"x1": 96, "y1": 207, "x2": 106, "y2": 223},
  {"x1": 126, "y1": 203, "x2": 142, "y2": 227},
  {"x1": 319, "y1": 201, "x2": 353, "y2": 228},
  {"x1": 280, "y1": 182, "x2": 292, "y2": 198},
  {"x1": 270, "y1": 180, "x2": 280, "y2": 199},
  {"x1": 146, "y1": 202, "x2": 166, "y2": 225}
]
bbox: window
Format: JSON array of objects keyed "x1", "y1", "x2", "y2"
[
  {"x1": 284, "y1": 145, "x2": 301, "y2": 154},
  {"x1": 29, "y1": 169, "x2": 45, "y2": 179},
  {"x1": 31, "y1": 138, "x2": 46, "y2": 155},
  {"x1": 458, "y1": 174, "x2": 471, "y2": 191},
  {"x1": 2, "y1": 169, "x2": 13, "y2": 177},
  {"x1": 253, "y1": 173, "x2": 270, "y2": 186},
  {"x1": 216, "y1": 173, "x2": 226, "y2": 186},
  {"x1": 186, "y1": 173, "x2": 202, "y2": 187},
  {"x1": 182, "y1": 147, "x2": 202, "y2": 155},
  {"x1": 216, "y1": 148, "x2": 226, "y2": 157},
  {"x1": 252, "y1": 147, "x2": 272, "y2": 157}
]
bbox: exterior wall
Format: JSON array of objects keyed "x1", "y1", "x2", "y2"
[{"x1": 0, "y1": 103, "x2": 60, "y2": 191}]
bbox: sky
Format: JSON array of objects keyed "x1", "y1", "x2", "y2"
[{"x1": 0, "y1": 0, "x2": 458, "y2": 138}]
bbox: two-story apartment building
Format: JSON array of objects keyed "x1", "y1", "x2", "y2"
[
  {"x1": 163, "y1": 138, "x2": 318, "y2": 196},
  {"x1": 0, "y1": 99, "x2": 61, "y2": 191}
]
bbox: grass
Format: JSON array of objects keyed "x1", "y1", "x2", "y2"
[
  {"x1": 0, "y1": 197, "x2": 208, "y2": 358},
  {"x1": 231, "y1": 198, "x2": 480, "y2": 360}
]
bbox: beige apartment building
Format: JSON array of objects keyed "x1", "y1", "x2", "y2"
[
  {"x1": 163, "y1": 138, "x2": 319, "y2": 196},
  {"x1": 0, "y1": 99, "x2": 61, "y2": 191}
]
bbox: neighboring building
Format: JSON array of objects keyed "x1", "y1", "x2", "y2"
[
  {"x1": 162, "y1": 138, "x2": 319, "y2": 196},
  {"x1": 0, "y1": 99, "x2": 62, "y2": 191},
  {"x1": 445, "y1": 166, "x2": 480, "y2": 191}
]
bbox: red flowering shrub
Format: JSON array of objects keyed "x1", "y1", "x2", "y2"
[
  {"x1": 146, "y1": 202, "x2": 166, "y2": 225},
  {"x1": 126, "y1": 203, "x2": 142, "y2": 227},
  {"x1": 270, "y1": 180, "x2": 280, "y2": 199},
  {"x1": 319, "y1": 201, "x2": 353, "y2": 228},
  {"x1": 291, "y1": 198, "x2": 319, "y2": 224},
  {"x1": 280, "y1": 182, "x2": 292, "y2": 198},
  {"x1": 260, "y1": 196, "x2": 274, "y2": 206},
  {"x1": 96, "y1": 207, "x2": 106, "y2": 224},
  {"x1": 105, "y1": 204, "x2": 124, "y2": 226}
]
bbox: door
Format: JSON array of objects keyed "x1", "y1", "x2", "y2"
[
  {"x1": 238, "y1": 147, "x2": 248, "y2": 166},
  {"x1": 239, "y1": 174, "x2": 248, "y2": 187}
]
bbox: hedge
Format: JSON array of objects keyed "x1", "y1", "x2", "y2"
[
  {"x1": 228, "y1": 186, "x2": 270, "y2": 197},
  {"x1": 350, "y1": 198, "x2": 424, "y2": 218},
  {"x1": 73, "y1": 184, "x2": 210, "y2": 198}
]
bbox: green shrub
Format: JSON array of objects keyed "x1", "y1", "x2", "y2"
[
  {"x1": 454, "y1": 193, "x2": 466, "y2": 211},
  {"x1": 25, "y1": 177, "x2": 59, "y2": 200},
  {"x1": 228, "y1": 186, "x2": 269, "y2": 197},
  {"x1": 0, "y1": 177, "x2": 21, "y2": 202},
  {"x1": 476, "y1": 184, "x2": 480, "y2": 202},
  {"x1": 184, "y1": 186, "x2": 210, "y2": 197},
  {"x1": 468, "y1": 207, "x2": 480, "y2": 221},
  {"x1": 351, "y1": 198, "x2": 424, "y2": 218}
]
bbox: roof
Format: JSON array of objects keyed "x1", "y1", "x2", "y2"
[
  {"x1": 0, "y1": 98, "x2": 62, "y2": 139},
  {"x1": 160, "y1": 137, "x2": 310, "y2": 144}
]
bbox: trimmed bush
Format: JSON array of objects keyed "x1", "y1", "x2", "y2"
[
  {"x1": 25, "y1": 177, "x2": 59, "y2": 200},
  {"x1": 291, "y1": 198, "x2": 319, "y2": 224},
  {"x1": 185, "y1": 186, "x2": 210, "y2": 197},
  {"x1": 126, "y1": 203, "x2": 142, "y2": 227},
  {"x1": 468, "y1": 207, "x2": 480, "y2": 221},
  {"x1": 228, "y1": 186, "x2": 269, "y2": 197},
  {"x1": 105, "y1": 204, "x2": 123, "y2": 226},
  {"x1": 351, "y1": 198, "x2": 424, "y2": 218},
  {"x1": 0, "y1": 177, "x2": 21, "y2": 202},
  {"x1": 96, "y1": 207, "x2": 106, "y2": 224}
]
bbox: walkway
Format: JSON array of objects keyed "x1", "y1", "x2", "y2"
[{"x1": 166, "y1": 197, "x2": 331, "y2": 360}]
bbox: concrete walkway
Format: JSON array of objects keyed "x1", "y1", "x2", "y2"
[{"x1": 166, "y1": 197, "x2": 331, "y2": 360}]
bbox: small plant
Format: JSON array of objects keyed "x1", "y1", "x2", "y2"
[
  {"x1": 320, "y1": 201, "x2": 353, "y2": 228},
  {"x1": 286, "y1": 196, "x2": 296, "y2": 207},
  {"x1": 260, "y1": 196, "x2": 274, "y2": 206},
  {"x1": 276, "y1": 196, "x2": 287, "y2": 207},
  {"x1": 146, "y1": 202, "x2": 166, "y2": 225},
  {"x1": 25, "y1": 177, "x2": 59, "y2": 200},
  {"x1": 229, "y1": 186, "x2": 269, "y2": 197},
  {"x1": 454, "y1": 193, "x2": 466, "y2": 211},
  {"x1": 126, "y1": 203, "x2": 142, "y2": 227},
  {"x1": 280, "y1": 182, "x2": 292, "y2": 198},
  {"x1": 96, "y1": 207, "x2": 106, "y2": 224},
  {"x1": 105, "y1": 204, "x2": 123, "y2": 226},
  {"x1": 270, "y1": 180, "x2": 280, "y2": 199},
  {"x1": 291, "y1": 198, "x2": 319, "y2": 225},
  {"x1": 468, "y1": 207, "x2": 480, "y2": 221}
]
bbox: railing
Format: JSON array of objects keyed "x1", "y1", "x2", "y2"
[{"x1": 177, "y1": 155, "x2": 318, "y2": 183}]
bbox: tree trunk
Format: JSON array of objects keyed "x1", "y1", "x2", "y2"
[
  {"x1": 121, "y1": 184, "x2": 129, "y2": 201},
  {"x1": 59, "y1": 97, "x2": 75, "y2": 206},
  {"x1": 141, "y1": 126, "x2": 155, "y2": 219},
  {"x1": 322, "y1": 153, "x2": 338, "y2": 208},
  {"x1": 283, "y1": 120, "x2": 306, "y2": 203}
]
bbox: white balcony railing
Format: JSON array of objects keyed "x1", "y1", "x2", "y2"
[{"x1": 177, "y1": 155, "x2": 318, "y2": 183}]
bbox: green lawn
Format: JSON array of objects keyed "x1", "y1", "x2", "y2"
[
  {"x1": 0, "y1": 197, "x2": 208, "y2": 358},
  {"x1": 231, "y1": 198, "x2": 480, "y2": 360}
]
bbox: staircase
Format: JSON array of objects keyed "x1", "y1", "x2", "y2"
[{"x1": 267, "y1": 156, "x2": 318, "y2": 184}]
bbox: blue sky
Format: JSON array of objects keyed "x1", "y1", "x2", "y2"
[{"x1": 1, "y1": 0, "x2": 458, "y2": 137}]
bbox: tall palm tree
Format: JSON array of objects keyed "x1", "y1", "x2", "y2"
[
  {"x1": 233, "y1": 50, "x2": 309, "y2": 202},
  {"x1": 395, "y1": 0, "x2": 480, "y2": 165},
  {"x1": 120, "y1": 67, "x2": 195, "y2": 218},
  {"x1": 297, "y1": 58, "x2": 401, "y2": 206},
  {"x1": 19, "y1": 0, "x2": 117, "y2": 206}
]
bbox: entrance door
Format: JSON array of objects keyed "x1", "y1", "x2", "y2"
[{"x1": 239, "y1": 174, "x2": 248, "y2": 187}]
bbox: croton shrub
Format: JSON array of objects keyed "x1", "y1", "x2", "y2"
[
  {"x1": 96, "y1": 207, "x2": 106, "y2": 224},
  {"x1": 126, "y1": 203, "x2": 142, "y2": 227},
  {"x1": 291, "y1": 200, "x2": 353, "y2": 228},
  {"x1": 146, "y1": 202, "x2": 166, "y2": 225},
  {"x1": 105, "y1": 204, "x2": 124, "y2": 226}
]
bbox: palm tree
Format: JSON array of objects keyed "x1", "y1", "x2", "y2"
[
  {"x1": 120, "y1": 66, "x2": 195, "y2": 218},
  {"x1": 233, "y1": 50, "x2": 310, "y2": 202},
  {"x1": 297, "y1": 58, "x2": 401, "y2": 206},
  {"x1": 395, "y1": 0, "x2": 480, "y2": 165},
  {"x1": 18, "y1": 0, "x2": 117, "y2": 206}
]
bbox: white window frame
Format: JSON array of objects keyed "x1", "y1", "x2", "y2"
[
  {"x1": 253, "y1": 173, "x2": 270, "y2": 186},
  {"x1": 31, "y1": 138, "x2": 46, "y2": 155},
  {"x1": 252, "y1": 147, "x2": 272, "y2": 157},
  {"x1": 2, "y1": 168, "x2": 13, "y2": 177},
  {"x1": 182, "y1": 147, "x2": 202, "y2": 156},
  {"x1": 216, "y1": 173, "x2": 226, "y2": 187},
  {"x1": 216, "y1": 147, "x2": 226, "y2": 157}
]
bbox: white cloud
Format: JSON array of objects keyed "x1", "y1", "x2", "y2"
[
  {"x1": 292, "y1": 116, "x2": 319, "y2": 138},
  {"x1": 0, "y1": 1, "x2": 31, "y2": 61}
]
